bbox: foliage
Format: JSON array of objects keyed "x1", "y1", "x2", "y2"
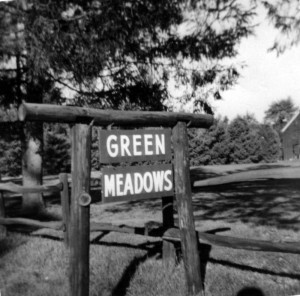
[
  {"x1": 227, "y1": 115, "x2": 261, "y2": 164},
  {"x1": 258, "y1": 124, "x2": 281, "y2": 163},
  {"x1": 43, "y1": 124, "x2": 71, "y2": 175},
  {"x1": 189, "y1": 117, "x2": 230, "y2": 166},
  {"x1": 0, "y1": 0, "x2": 256, "y2": 113},
  {"x1": 263, "y1": 0, "x2": 300, "y2": 53},
  {"x1": 189, "y1": 114, "x2": 281, "y2": 166},
  {"x1": 264, "y1": 97, "x2": 298, "y2": 133},
  {"x1": 43, "y1": 125, "x2": 102, "y2": 175},
  {"x1": 91, "y1": 127, "x2": 100, "y2": 171},
  {"x1": 0, "y1": 123, "x2": 102, "y2": 177},
  {"x1": 0, "y1": 123, "x2": 22, "y2": 177}
]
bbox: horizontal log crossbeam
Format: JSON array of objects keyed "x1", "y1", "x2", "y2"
[{"x1": 18, "y1": 103, "x2": 214, "y2": 128}]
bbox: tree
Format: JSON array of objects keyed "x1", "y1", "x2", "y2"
[
  {"x1": 227, "y1": 115, "x2": 262, "y2": 164},
  {"x1": 0, "y1": 0, "x2": 256, "y2": 111},
  {"x1": 189, "y1": 117, "x2": 230, "y2": 166},
  {"x1": 264, "y1": 97, "x2": 298, "y2": 133},
  {"x1": 0, "y1": 1, "x2": 64, "y2": 213},
  {"x1": 0, "y1": 122, "x2": 22, "y2": 177},
  {"x1": 262, "y1": 0, "x2": 300, "y2": 54},
  {"x1": 44, "y1": 124, "x2": 71, "y2": 175},
  {"x1": 189, "y1": 114, "x2": 281, "y2": 166},
  {"x1": 258, "y1": 124, "x2": 281, "y2": 163}
]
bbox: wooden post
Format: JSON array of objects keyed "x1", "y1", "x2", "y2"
[
  {"x1": 0, "y1": 192, "x2": 7, "y2": 238},
  {"x1": 69, "y1": 124, "x2": 92, "y2": 296},
  {"x1": 172, "y1": 122, "x2": 203, "y2": 296},
  {"x1": 59, "y1": 173, "x2": 70, "y2": 248},
  {"x1": 162, "y1": 196, "x2": 176, "y2": 267}
]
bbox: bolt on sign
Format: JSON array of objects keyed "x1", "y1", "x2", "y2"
[{"x1": 99, "y1": 129, "x2": 174, "y2": 202}]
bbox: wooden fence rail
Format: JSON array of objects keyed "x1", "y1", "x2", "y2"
[
  {"x1": 0, "y1": 182, "x2": 63, "y2": 194},
  {"x1": 163, "y1": 228, "x2": 300, "y2": 255},
  {"x1": 0, "y1": 218, "x2": 63, "y2": 230},
  {"x1": 0, "y1": 174, "x2": 69, "y2": 245},
  {"x1": 193, "y1": 166, "x2": 300, "y2": 188},
  {"x1": 2, "y1": 173, "x2": 300, "y2": 256},
  {"x1": 2, "y1": 173, "x2": 300, "y2": 257}
]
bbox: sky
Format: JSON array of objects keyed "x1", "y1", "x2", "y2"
[{"x1": 212, "y1": 12, "x2": 300, "y2": 123}]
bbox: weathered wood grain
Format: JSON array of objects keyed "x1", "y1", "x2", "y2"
[
  {"x1": 69, "y1": 124, "x2": 92, "y2": 296},
  {"x1": 193, "y1": 166, "x2": 300, "y2": 188},
  {"x1": 163, "y1": 228, "x2": 300, "y2": 254},
  {"x1": 59, "y1": 173, "x2": 70, "y2": 248},
  {"x1": 31, "y1": 228, "x2": 64, "y2": 239},
  {"x1": 0, "y1": 217, "x2": 63, "y2": 230},
  {"x1": 173, "y1": 122, "x2": 203, "y2": 296},
  {"x1": 0, "y1": 182, "x2": 62, "y2": 194},
  {"x1": 18, "y1": 103, "x2": 214, "y2": 128}
]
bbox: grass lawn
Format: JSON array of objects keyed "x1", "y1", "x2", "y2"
[{"x1": 1, "y1": 162, "x2": 300, "y2": 296}]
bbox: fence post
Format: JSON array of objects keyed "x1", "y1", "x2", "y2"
[
  {"x1": 172, "y1": 121, "x2": 203, "y2": 296},
  {"x1": 59, "y1": 173, "x2": 70, "y2": 248},
  {"x1": 0, "y1": 191, "x2": 6, "y2": 238},
  {"x1": 69, "y1": 124, "x2": 92, "y2": 296},
  {"x1": 162, "y1": 196, "x2": 176, "y2": 267}
]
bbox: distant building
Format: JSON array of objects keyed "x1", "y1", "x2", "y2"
[{"x1": 281, "y1": 111, "x2": 300, "y2": 160}]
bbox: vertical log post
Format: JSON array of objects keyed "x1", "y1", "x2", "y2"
[
  {"x1": 21, "y1": 121, "x2": 44, "y2": 214},
  {"x1": 69, "y1": 124, "x2": 92, "y2": 296},
  {"x1": 59, "y1": 173, "x2": 70, "y2": 248},
  {"x1": 173, "y1": 121, "x2": 203, "y2": 296},
  {"x1": 0, "y1": 192, "x2": 6, "y2": 238},
  {"x1": 162, "y1": 196, "x2": 176, "y2": 267}
]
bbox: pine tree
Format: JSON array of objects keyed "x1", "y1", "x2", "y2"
[
  {"x1": 189, "y1": 117, "x2": 229, "y2": 166},
  {"x1": 44, "y1": 124, "x2": 71, "y2": 175},
  {"x1": 258, "y1": 124, "x2": 281, "y2": 163}
]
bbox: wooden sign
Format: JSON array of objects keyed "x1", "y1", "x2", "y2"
[
  {"x1": 99, "y1": 129, "x2": 171, "y2": 163},
  {"x1": 101, "y1": 164, "x2": 174, "y2": 203}
]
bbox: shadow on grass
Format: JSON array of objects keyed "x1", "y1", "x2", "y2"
[
  {"x1": 92, "y1": 236, "x2": 300, "y2": 295},
  {"x1": 103, "y1": 198, "x2": 162, "y2": 214},
  {"x1": 110, "y1": 241, "x2": 162, "y2": 296},
  {"x1": 236, "y1": 287, "x2": 265, "y2": 296},
  {"x1": 109, "y1": 242, "x2": 211, "y2": 296},
  {"x1": 193, "y1": 178, "x2": 300, "y2": 230},
  {"x1": 92, "y1": 236, "x2": 212, "y2": 294},
  {"x1": 102, "y1": 178, "x2": 300, "y2": 230},
  {"x1": 0, "y1": 235, "x2": 28, "y2": 259}
]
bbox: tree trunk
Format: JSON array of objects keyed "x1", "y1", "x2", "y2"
[{"x1": 21, "y1": 121, "x2": 45, "y2": 215}]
